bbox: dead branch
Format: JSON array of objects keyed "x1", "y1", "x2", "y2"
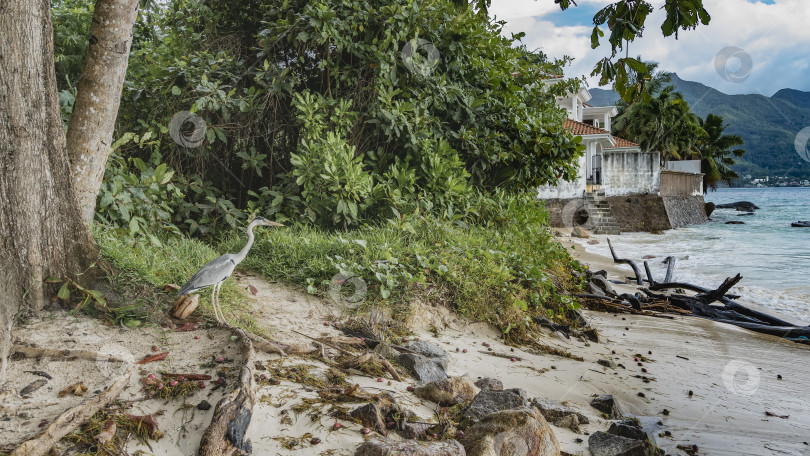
[{"x1": 607, "y1": 238, "x2": 643, "y2": 285}]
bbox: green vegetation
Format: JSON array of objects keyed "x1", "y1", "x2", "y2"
[{"x1": 51, "y1": 0, "x2": 591, "y2": 338}]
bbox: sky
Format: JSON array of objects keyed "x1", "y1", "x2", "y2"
[{"x1": 488, "y1": 0, "x2": 810, "y2": 96}]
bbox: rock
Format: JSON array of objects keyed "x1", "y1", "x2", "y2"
[
  {"x1": 530, "y1": 397, "x2": 589, "y2": 432},
  {"x1": 462, "y1": 388, "x2": 528, "y2": 425},
  {"x1": 590, "y1": 276, "x2": 616, "y2": 296},
  {"x1": 399, "y1": 421, "x2": 433, "y2": 439},
  {"x1": 402, "y1": 340, "x2": 449, "y2": 370},
  {"x1": 351, "y1": 402, "x2": 388, "y2": 436},
  {"x1": 608, "y1": 419, "x2": 651, "y2": 442},
  {"x1": 588, "y1": 282, "x2": 606, "y2": 296},
  {"x1": 704, "y1": 202, "x2": 716, "y2": 217},
  {"x1": 597, "y1": 359, "x2": 616, "y2": 369},
  {"x1": 399, "y1": 353, "x2": 448, "y2": 383},
  {"x1": 725, "y1": 221, "x2": 744, "y2": 224},
  {"x1": 374, "y1": 342, "x2": 401, "y2": 361},
  {"x1": 474, "y1": 377, "x2": 503, "y2": 391},
  {"x1": 588, "y1": 431, "x2": 655, "y2": 456},
  {"x1": 415, "y1": 375, "x2": 477, "y2": 406},
  {"x1": 590, "y1": 395, "x2": 624, "y2": 419},
  {"x1": 571, "y1": 226, "x2": 590, "y2": 238},
  {"x1": 462, "y1": 407, "x2": 560, "y2": 456},
  {"x1": 356, "y1": 437, "x2": 465, "y2": 456},
  {"x1": 197, "y1": 400, "x2": 212, "y2": 411},
  {"x1": 588, "y1": 239, "x2": 600, "y2": 245},
  {"x1": 715, "y1": 201, "x2": 759, "y2": 210}
]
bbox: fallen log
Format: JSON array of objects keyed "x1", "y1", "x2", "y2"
[{"x1": 607, "y1": 238, "x2": 643, "y2": 285}]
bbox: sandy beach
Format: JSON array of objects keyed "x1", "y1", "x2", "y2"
[{"x1": 4, "y1": 238, "x2": 809, "y2": 455}]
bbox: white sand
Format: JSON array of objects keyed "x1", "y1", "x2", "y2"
[{"x1": 3, "y1": 248, "x2": 810, "y2": 455}]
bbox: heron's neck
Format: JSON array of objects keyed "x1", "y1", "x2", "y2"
[{"x1": 233, "y1": 220, "x2": 259, "y2": 264}]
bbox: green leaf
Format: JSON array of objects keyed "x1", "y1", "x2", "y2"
[
  {"x1": 57, "y1": 282, "x2": 71, "y2": 300},
  {"x1": 171, "y1": 86, "x2": 181, "y2": 95}
]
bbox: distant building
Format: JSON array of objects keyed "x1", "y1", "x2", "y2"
[{"x1": 537, "y1": 78, "x2": 706, "y2": 233}]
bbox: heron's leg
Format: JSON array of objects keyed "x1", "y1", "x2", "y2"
[{"x1": 214, "y1": 282, "x2": 224, "y2": 324}]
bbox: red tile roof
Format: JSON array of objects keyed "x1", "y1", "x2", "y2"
[
  {"x1": 610, "y1": 136, "x2": 639, "y2": 148},
  {"x1": 563, "y1": 119, "x2": 611, "y2": 136},
  {"x1": 562, "y1": 119, "x2": 639, "y2": 149}
]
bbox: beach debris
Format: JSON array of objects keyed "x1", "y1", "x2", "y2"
[
  {"x1": 414, "y1": 375, "x2": 477, "y2": 406},
  {"x1": 462, "y1": 388, "x2": 529, "y2": 425},
  {"x1": 310, "y1": 437, "x2": 321, "y2": 445},
  {"x1": 58, "y1": 382, "x2": 88, "y2": 397},
  {"x1": 361, "y1": 427, "x2": 371, "y2": 435},
  {"x1": 462, "y1": 407, "x2": 560, "y2": 456},
  {"x1": 597, "y1": 359, "x2": 616, "y2": 369},
  {"x1": 95, "y1": 419, "x2": 116, "y2": 444},
  {"x1": 474, "y1": 377, "x2": 503, "y2": 391},
  {"x1": 197, "y1": 400, "x2": 212, "y2": 411},
  {"x1": 777, "y1": 374, "x2": 783, "y2": 380},
  {"x1": 357, "y1": 437, "x2": 465, "y2": 456},
  {"x1": 136, "y1": 351, "x2": 169, "y2": 364},
  {"x1": 23, "y1": 370, "x2": 52, "y2": 380},
  {"x1": 588, "y1": 239, "x2": 600, "y2": 244},
  {"x1": 765, "y1": 411, "x2": 789, "y2": 419},
  {"x1": 351, "y1": 402, "x2": 389, "y2": 436},
  {"x1": 124, "y1": 413, "x2": 160, "y2": 439},
  {"x1": 662, "y1": 409, "x2": 670, "y2": 415},
  {"x1": 590, "y1": 395, "x2": 625, "y2": 419},
  {"x1": 531, "y1": 397, "x2": 589, "y2": 431},
  {"x1": 172, "y1": 294, "x2": 199, "y2": 319},
  {"x1": 677, "y1": 444, "x2": 699, "y2": 455},
  {"x1": 20, "y1": 379, "x2": 48, "y2": 396},
  {"x1": 248, "y1": 284, "x2": 258, "y2": 295}
]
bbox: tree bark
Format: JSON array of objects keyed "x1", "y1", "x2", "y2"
[
  {"x1": 0, "y1": 0, "x2": 99, "y2": 379},
  {"x1": 66, "y1": 0, "x2": 139, "y2": 222}
]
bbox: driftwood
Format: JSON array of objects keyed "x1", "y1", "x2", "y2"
[
  {"x1": 197, "y1": 325, "x2": 256, "y2": 456},
  {"x1": 582, "y1": 244, "x2": 810, "y2": 342},
  {"x1": 662, "y1": 256, "x2": 676, "y2": 283},
  {"x1": 607, "y1": 238, "x2": 643, "y2": 285},
  {"x1": 643, "y1": 261, "x2": 655, "y2": 286}
]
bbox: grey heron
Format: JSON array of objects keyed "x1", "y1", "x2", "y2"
[{"x1": 178, "y1": 217, "x2": 283, "y2": 323}]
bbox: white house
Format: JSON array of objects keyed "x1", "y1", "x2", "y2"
[{"x1": 537, "y1": 79, "x2": 660, "y2": 199}]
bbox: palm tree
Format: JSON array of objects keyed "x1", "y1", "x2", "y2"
[
  {"x1": 613, "y1": 59, "x2": 706, "y2": 162},
  {"x1": 690, "y1": 114, "x2": 745, "y2": 191}
]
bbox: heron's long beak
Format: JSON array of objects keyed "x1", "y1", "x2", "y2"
[{"x1": 267, "y1": 221, "x2": 285, "y2": 227}]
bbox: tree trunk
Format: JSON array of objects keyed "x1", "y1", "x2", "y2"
[
  {"x1": 0, "y1": 0, "x2": 100, "y2": 380},
  {"x1": 66, "y1": 0, "x2": 139, "y2": 222}
]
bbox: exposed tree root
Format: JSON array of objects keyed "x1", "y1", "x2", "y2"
[{"x1": 197, "y1": 324, "x2": 257, "y2": 456}]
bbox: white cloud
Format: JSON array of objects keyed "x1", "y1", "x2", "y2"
[{"x1": 491, "y1": 0, "x2": 810, "y2": 95}]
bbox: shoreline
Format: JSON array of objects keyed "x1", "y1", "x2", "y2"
[{"x1": 553, "y1": 229, "x2": 810, "y2": 454}]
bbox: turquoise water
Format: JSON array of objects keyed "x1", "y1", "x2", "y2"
[{"x1": 582, "y1": 187, "x2": 810, "y2": 322}]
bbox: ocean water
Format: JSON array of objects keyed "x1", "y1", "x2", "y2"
[{"x1": 580, "y1": 187, "x2": 810, "y2": 323}]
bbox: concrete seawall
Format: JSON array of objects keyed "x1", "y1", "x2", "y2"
[{"x1": 543, "y1": 194, "x2": 707, "y2": 232}]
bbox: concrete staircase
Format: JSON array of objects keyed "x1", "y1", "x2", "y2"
[{"x1": 583, "y1": 190, "x2": 621, "y2": 235}]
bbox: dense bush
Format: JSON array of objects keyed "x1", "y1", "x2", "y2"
[{"x1": 54, "y1": 0, "x2": 584, "y2": 235}]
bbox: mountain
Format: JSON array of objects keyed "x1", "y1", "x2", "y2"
[{"x1": 588, "y1": 74, "x2": 810, "y2": 178}]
